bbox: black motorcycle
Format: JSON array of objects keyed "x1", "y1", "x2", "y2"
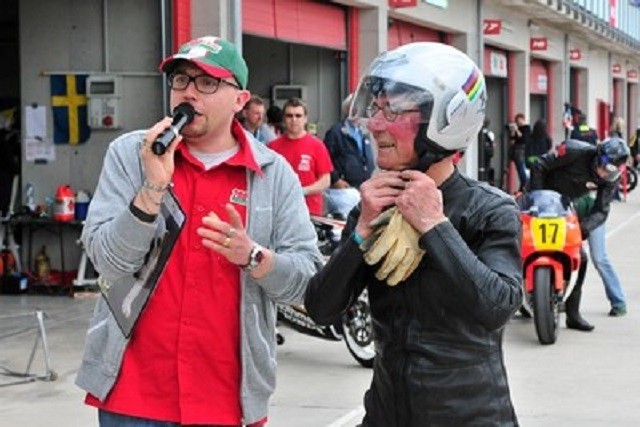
[{"x1": 276, "y1": 216, "x2": 375, "y2": 368}]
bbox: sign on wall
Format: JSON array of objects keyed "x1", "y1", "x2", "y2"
[
  {"x1": 569, "y1": 48, "x2": 581, "y2": 61},
  {"x1": 483, "y1": 19, "x2": 502, "y2": 35},
  {"x1": 530, "y1": 37, "x2": 548, "y2": 51},
  {"x1": 389, "y1": 0, "x2": 417, "y2": 7},
  {"x1": 612, "y1": 63, "x2": 622, "y2": 74}
]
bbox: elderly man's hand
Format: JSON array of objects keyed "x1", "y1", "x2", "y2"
[
  {"x1": 396, "y1": 170, "x2": 448, "y2": 234},
  {"x1": 355, "y1": 171, "x2": 405, "y2": 239}
]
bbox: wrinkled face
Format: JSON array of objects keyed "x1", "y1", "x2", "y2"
[
  {"x1": 365, "y1": 94, "x2": 420, "y2": 171},
  {"x1": 283, "y1": 105, "x2": 308, "y2": 138},
  {"x1": 169, "y1": 63, "x2": 248, "y2": 141},
  {"x1": 243, "y1": 103, "x2": 265, "y2": 128}
]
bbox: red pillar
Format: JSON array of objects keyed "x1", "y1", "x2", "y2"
[{"x1": 173, "y1": 0, "x2": 191, "y2": 51}]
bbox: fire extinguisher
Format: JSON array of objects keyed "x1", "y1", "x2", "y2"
[{"x1": 53, "y1": 185, "x2": 75, "y2": 222}]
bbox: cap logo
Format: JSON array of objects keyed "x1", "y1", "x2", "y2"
[{"x1": 175, "y1": 45, "x2": 209, "y2": 61}]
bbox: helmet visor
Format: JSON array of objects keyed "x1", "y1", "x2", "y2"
[{"x1": 349, "y1": 76, "x2": 434, "y2": 126}]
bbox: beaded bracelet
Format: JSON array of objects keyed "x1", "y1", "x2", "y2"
[
  {"x1": 142, "y1": 179, "x2": 170, "y2": 192},
  {"x1": 141, "y1": 186, "x2": 162, "y2": 206},
  {"x1": 352, "y1": 231, "x2": 365, "y2": 245}
]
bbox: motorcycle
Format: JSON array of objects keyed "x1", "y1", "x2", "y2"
[
  {"x1": 276, "y1": 215, "x2": 375, "y2": 368},
  {"x1": 618, "y1": 163, "x2": 638, "y2": 194},
  {"x1": 517, "y1": 190, "x2": 582, "y2": 345}
]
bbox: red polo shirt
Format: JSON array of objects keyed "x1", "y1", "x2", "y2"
[
  {"x1": 268, "y1": 133, "x2": 333, "y2": 216},
  {"x1": 86, "y1": 120, "x2": 266, "y2": 426}
]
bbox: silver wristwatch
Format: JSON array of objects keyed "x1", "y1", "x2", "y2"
[{"x1": 242, "y1": 244, "x2": 265, "y2": 273}]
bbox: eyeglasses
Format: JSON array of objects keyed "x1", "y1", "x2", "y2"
[
  {"x1": 168, "y1": 73, "x2": 240, "y2": 94},
  {"x1": 366, "y1": 102, "x2": 420, "y2": 122},
  {"x1": 285, "y1": 113, "x2": 305, "y2": 119}
]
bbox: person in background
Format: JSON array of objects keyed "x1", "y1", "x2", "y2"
[
  {"x1": 508, "y1": 113, "x2": 531, "y2": 191},
  {"x1": 269, "y1": 98, "x2": 334, "y2": 216},
  {"x1": 586, "y1": 207, "x2": 628, "y2": 317},
  {"x1": 241, "y1": 95, "x2": 276, "y2": 144},
  {"x1": 323, "y1": 93, "x2": 375, "y2": 218},
  {"x1": 479, "y1": 117, "x2": 495, "y2": 185},
  {"x1": 609, "y1": 116, "x2": 624, "y2": 139},
  {"x1": 563, "y1": 102, "x2": 575, "y2": 139},
  {"x1": 629, "y1": 124, "x2": 640, "y2": 168},
  {"x1": 525, "y1": 119, "x2": 552, "y2": 168},
  {"x1": 75, "y1": 36, "x2": 324, "y2": 427},
  {"x1": 266, "y1": 104, "x2": 283, "y2": 137},
  {"x1": 529, "y1": 137, "x2": 630, "y2": 330},
  {"x1": 570, "y1": 112, "x2": 598, "y2": 145},
  {"x1": 305, "y1": 42, "x2": 522, "y2": 425}
]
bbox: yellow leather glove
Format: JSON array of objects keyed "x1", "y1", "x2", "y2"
[{"x1": 361, "y1": 207, "x2": 426, "y2": 286}]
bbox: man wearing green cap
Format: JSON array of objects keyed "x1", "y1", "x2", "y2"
[{"x1": 75, "y1": 36, "x2": 323, "y2": 426}]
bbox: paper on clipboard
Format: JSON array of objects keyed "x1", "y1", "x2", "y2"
[{"x1": 100, "y1": 189, "x2": 185, "y2": 338}]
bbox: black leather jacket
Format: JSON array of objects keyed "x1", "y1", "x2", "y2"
[
  {"x1": 305, "y1": 170, "x2": 522, "y2": 426},
  {"x1": 529, "y1": 139, "x2": 616, "y2": 236}
]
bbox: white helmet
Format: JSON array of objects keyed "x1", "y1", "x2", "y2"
[{"x1": 349, "y1": 42, "x2": 487, "y2": 168}]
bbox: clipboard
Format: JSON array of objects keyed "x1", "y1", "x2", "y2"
[{"x1": 101, "y1": 188, "x2": 186, "y2": 338}]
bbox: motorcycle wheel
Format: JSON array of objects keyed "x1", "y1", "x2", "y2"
[
  {"x1": 532, "y1": 266, "x2": 559, "y2": 345},
  {"x1": 619, "y1": 167, "x2": 638, "y2": 193},
  {"x1": 342, "y1": 290, "x2": 375, "y2": 368}
]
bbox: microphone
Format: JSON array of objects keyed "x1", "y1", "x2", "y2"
[{"x1": 151, "y1": 102, "x2": 196, "y2": 155}]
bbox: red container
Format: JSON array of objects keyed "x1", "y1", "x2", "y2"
[{"x1": 53, "y1": 185, "x2": 75, "y2": 222}]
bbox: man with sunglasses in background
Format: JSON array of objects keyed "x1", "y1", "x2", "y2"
[
  {"x1": 75, "y1": 36, "x2": 324, "y2": 427},
  {"x1": 269, "y1": 98, "x2": 333, "y2": 216},
  {"x1": 528, "y1": 136, "x2": 630, "y2": 330},
  {"x1": 305, "y1": 42, "x2": 523, "y2": 425}
]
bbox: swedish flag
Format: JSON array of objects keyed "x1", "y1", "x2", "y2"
[{"x1": 50, "y1": 75, "x2": 90, "y2": 145}]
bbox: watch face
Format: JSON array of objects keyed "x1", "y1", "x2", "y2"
[{"x1": 253, "y1": 248, "x2": 264, "y2": 266}]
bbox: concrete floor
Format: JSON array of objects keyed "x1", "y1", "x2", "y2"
[{"x1": 2, "y1": 187, "x2": 640, "y2": 426}]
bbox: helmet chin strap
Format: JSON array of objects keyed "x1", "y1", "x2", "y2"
[{"x1": 413, "y1": 123, "x2": 455, "y2": 172}]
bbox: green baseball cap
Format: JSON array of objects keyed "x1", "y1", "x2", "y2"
[{"x1": 159, "y1": 36, "x2": 248, "y2": 89}]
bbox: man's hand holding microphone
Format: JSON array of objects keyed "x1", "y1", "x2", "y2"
[{"x1": 135, "y1": 103, "x2": 195, "y2": 216}]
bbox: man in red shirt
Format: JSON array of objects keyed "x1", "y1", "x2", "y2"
[
  {"x1": 268, "y1": 98, "x2": 334, "y2": 216},
  {"x1": 75, "y1": 36, "x2": 323, "y2": 427}
]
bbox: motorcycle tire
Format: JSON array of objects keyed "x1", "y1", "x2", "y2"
[
  {"x1": 341, "y1": 291, "x2": 375, "y2": 368},
  {"x1": 532, "y1": 266, "x2": 559, "y2": 345},
  {"x1": 619, "y1": 167, "x2": 638, "y2": 193}
]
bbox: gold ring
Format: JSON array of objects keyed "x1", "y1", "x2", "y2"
[
  {"x1": 227, "y1": 228, "x2": 236, "y2": 238},
  {"x1": 223, "y1": 237, "x2": 231, "y2": 248}
]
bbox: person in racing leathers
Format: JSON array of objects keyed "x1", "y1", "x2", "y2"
[
  {"x1": 528, "y1": 137, "x2": 630, "y2": 331},
  {"x1": 304, "y1": 42, "x2": 523, "y2": 426}
]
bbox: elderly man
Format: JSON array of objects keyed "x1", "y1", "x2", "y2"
[{"x1": 305, "y1": 42, "x2": 523, "y2": 426}]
